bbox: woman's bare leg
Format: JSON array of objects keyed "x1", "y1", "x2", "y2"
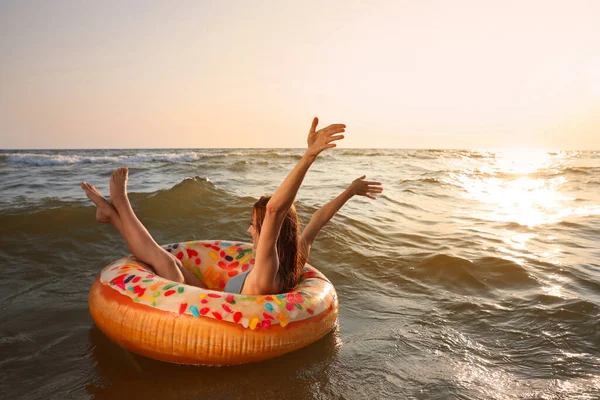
[
  {"x1": 81, "y1": 171, "x2": 205, "y2": 287},
  {"x1": 107, "y1": 167, "x2": 185, "y2": 283}
]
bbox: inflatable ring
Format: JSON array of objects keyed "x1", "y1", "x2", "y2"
[{"x1": 89, "y1": 240, "x2": 339, "y2": 365}]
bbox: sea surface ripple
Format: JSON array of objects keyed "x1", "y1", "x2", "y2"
[{"x1": 0, "y1": 148, "x2": 599, "y2": 399}]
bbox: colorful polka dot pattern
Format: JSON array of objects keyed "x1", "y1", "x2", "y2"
[{"x1": 100, "y1": 240, "x2": 337, "y2": 330}]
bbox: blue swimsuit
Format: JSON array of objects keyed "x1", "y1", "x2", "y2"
[{"x1": 223, "y1": 270, "x2": 251, "y2": 294}]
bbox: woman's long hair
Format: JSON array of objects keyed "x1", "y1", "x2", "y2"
[{"x1": 253, "y1": 196, "x2": 304, "y2": 293}]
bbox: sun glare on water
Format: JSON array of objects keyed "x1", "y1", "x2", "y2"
[
  {"x1": 454, "y1": 149, "x2": 563, "y2": 226},
  {"x1": 490, "y1": 148, "x2": 554, "y2": 175},
  {"x1": 453, "y1": 148, "x2": 597, "y2": 227}
]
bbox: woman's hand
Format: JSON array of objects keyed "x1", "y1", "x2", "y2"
[
  {"x1": 306, "y1": 117, "x2": 345, "y2": 158},
  {"x1": 349, "y1": 175, "x2": 383, "y2": 200}
]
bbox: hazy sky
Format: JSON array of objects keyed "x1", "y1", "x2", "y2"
[{"x1": 1, "y1": 1, "x2": 599, "y2": 149}]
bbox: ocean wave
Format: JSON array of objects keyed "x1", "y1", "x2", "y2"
[
  {"x1": 0, "y1": 176, "x2": 228, "y2": 213},
  {"x1": 405, "y1": 254, "x2": 537, "y2": 294},
  {"x1": 228, "y1": 159, "x2": 270, "y2": 171},
  {"x1": 213, "y1": 150, "x2": 303, "y2": 160},
  {"x1": 406, "y1": 152, "x2": 440, "y2": 159},
  {"x1": 401, "y1": 177, "x2": 444, "y2": 185},
  {"x1": 0, "y1": 150, "x2": 304, "y2": 166},
  {"x1": 557, "y1": 220, "x2": 586, "y2": 229},
  {"x1": 520, "y1": 296, "x2": 600, "y2": 326},
  {"x1": 0, "y1": 176, "x2": 257, "y2": 240},
  {"x1": 397, "y1": 176, "x2": 464, "y2": 191},
  {"x1": 458, "y1": 150, "x2": 495, "y2": 159},
  {"x1": 561, "y1": 166, "x2": 600, "y2": 175},
  {"x1": 406, "y1": 254, "x2": 489, "y2": 293},
  {"x1": 132, "y1": 175, "x2": 253, "y2": 211},
  {"x1": 378, "y1": 194, "x2": 425, "y2": 210},
  {"x1": 1, "y1": 152, "x2": 212, "y2": 166},
  {"x1": 337, "y1": 150, "x2": 391, "y2": 157}
]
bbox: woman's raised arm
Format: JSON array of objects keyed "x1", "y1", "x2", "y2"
[
  {"x1": 248, "y1": 117, "x2": 345, "y2": 291},
  {"x1": 300, "y1": 175, "x2": 383, "y2": 260}
]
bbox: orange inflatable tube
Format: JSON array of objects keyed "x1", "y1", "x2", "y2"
[{"x1": 89, "y1": 240, "x2": 339, "y2": 365}]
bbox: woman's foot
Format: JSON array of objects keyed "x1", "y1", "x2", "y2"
[
  {"x1": 80, "y1": 182, "x2": 118, "y2": 223},
  {"x1": 109, "y1": 167, "x2": 129, "y2": 210}
]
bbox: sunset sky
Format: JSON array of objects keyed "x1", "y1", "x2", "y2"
[{"x1": 1, "y1": 1, "x2": 599, "y2": 149}]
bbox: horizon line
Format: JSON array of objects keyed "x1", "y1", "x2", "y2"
[{"x1": 1, "y1": 146, "x2": 598, "y2": 151}]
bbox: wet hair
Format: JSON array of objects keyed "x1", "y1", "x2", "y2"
[{"x1": 252, "y1": 195, "x2": 304, "y2": 293}]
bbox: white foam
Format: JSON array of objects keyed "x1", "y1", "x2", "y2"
[
  {"x1": 2, "y1": 151, "x2": 214, "y2": 166},
  {"x1": 1, "y1": 150, "x2": 308, "y2": 166}
]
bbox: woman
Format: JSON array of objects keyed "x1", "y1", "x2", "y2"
[{"x1": 81, "y1": 117, "x2": 383, "y2": 295}]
